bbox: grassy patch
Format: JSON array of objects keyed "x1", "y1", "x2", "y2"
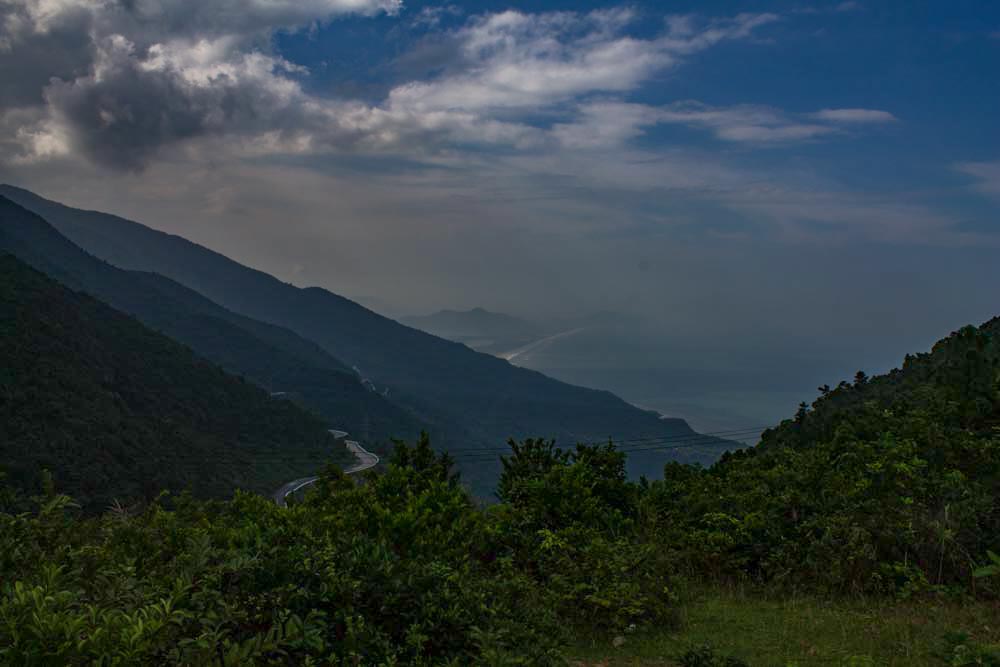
[{"x1": 570, "y1": 585, "x2": 1000, "y2": 666}]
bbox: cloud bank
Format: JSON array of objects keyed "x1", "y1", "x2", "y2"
[{"x1": 1, "y1": 2, "x2": 899, "y2": 172}]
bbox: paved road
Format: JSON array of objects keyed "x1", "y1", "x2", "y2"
[{"x1": 273, "y1": 435, "x2": 380, "y2": 507}]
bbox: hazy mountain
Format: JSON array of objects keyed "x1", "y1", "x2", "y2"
[
  {"x1": 0, "y1": 253, "x2": 355, "y2": 512},
  {"x1": 401, "y1": 307, "x2": 545, "y2": 354},
  {"x1": 0, "y1": 185, "x2": 744, "y2": 491},
  {"x1": 0, "y1": 195, "x2": 423, "y2": 446}
]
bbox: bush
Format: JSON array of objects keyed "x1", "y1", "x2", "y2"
[
  {"x1": 0, "y1": 438, "x2": 566, "y2": 665},
  {"x1": 677, "y1": 643, "x2": 750, "y2": 667},
  {"x1": 642, "y1": 321, "x2": 1000, "y2": 595},
  {"x1": 492, "y1": 439, "x2": 675, "y2": 634}
]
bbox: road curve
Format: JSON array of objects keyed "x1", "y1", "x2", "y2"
[
  {"x1": 273, "y1": 434, "x2": 380, "y2": 507},
  {"x1": 500, "y1": 327, "x2": 587, "y2": 363}
]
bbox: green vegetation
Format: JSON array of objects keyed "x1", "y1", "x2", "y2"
[
  {"x1": 571, "y1": 585, "x2": 1000, "y2": 665},
  {"x1": 644, "y1": 317, "x2": 1000, "y2": 594},
  {"x1": 0, "y1": 254, "x2": 352, "y2": 511},
  {"x1": 0, "y1": 436, "x2": 648, "y2": 665}
]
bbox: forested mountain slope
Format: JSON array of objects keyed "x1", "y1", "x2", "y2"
[
  {"x1": 0, "y1": 254, "x2": 353, "y2": 511},
  {"x1": 0, "y1": 196, "x2": 423, "y2": 445},
  {"x1": 648, "y1": 316, "x2": 1000, "y2": 591},
  {"x1": 0, "y1": 185, "x2": 741, "y2": 486}
]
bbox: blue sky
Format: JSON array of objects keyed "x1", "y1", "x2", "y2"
[
  {"x1": 0, "y1": 0, "x2": 998, "y2": 385},
  {"x1": 268, "y1": 2, "x2": 997, "y2": 242}
]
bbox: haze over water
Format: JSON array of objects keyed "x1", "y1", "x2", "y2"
[{"x1": 500, "y1": 321, "x2": 924, "y2": 442}]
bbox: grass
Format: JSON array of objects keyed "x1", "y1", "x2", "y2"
[{"x1": 570, "y1": 584, "x2": 1000, "y2": 666}]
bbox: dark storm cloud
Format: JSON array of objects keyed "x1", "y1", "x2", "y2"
[
  {"x1": 41, "y1": 36, "x2": 309, "y2": 170},
  {"x1": 0, "y1": 0, "x2": 398, "y2": 168},
  {"x1": 45, "y1": 48, "x2": 216, "y2": 170},
  {"x1": 0, "y1": 2, "x2": 95, "y2": 107},
  {"x1": 106, "y1": 0, "x2": 399, "y2": 42}
]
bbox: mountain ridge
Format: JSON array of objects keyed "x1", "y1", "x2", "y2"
[
  {"x1": 0, "y1": 195, "x2": 423, "y2": 445},
  {"x1": 0, "y1": 252, "x2": 354, "y2": 511},
  {"x1": 401, "y1": 307, "x2": 546, "y2": 354},
  {"x1": 0, "y1": 184, "x2": 743, "y2": 489}
]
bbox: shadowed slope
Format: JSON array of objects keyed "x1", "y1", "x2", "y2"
[
  {"x1": 0, "y1": 195, "x2": 424, "y2": 445},
  {"x1": 0, "y1": 253, "x2": 353, "y2": 511}
]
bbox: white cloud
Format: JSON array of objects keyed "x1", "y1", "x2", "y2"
[
  {"x1": 0, "y1": 2, "x2": 896, "y2": 181},
  {"x1": 551, "y1": 101, "x2": 897, "y2": 148},
  {"x1": 812, "y1": 108, "x2": 896, "y2": 123},
  {"x1": 2, "y1": 5, "x2": 786, "y2": 168},
  {"x1": 551, "y1": 102, "x2": 665, "y2": 149},
  {"x1": 386, "y1": 10, "x2": 777, "y2": 114},
  {"x1": 410, "y1": 5, "x2": 463, "y2": 29},
  {"x1": 835, "y1": 1, "x2": 863, "y2": 12},
  {"x1": 387, "y1": 10, "x2": 665, "y2": 113},
  {"x1": 956, "y1": 161, "x2": 1000, "y2": 198},
  {"x1": 7, "y1": 0, "x2": 400, "y2": 38},
  {"x1": 656, "y1": 102, "x2": 838, "y2": 144}
]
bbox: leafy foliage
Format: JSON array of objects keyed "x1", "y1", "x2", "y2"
[
  {"x1": 939, "y1": 633, "x2": 1000, "y2": 666},
  {"x1": 0, "y1": 436, "x2": 665, "y2": 665},
  {"x1": 676, "y1": 644, "x2": 750, "y2": 667},
  {"x1": 493, "y1": 438, "x2": 674, "y2": 633},
  {"x1": 642, "y1": 318, "x2": 1000, "y2": 593}
]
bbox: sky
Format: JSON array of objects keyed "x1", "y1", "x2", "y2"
[{"x1": 1, "y1": 0, "x2": 999, "y2": 399}]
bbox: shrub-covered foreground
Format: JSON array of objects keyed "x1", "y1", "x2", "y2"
[{"x1": 0, "y1": 435, "x2": 670, "y2": 665}]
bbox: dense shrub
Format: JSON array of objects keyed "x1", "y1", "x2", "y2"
[
  {"x1": 0, "y1": 435, "x2": 675, "y2": 664},
  {"x1": 0, "y1": 441, "x2": 560, "y2": 665},
  {"x1": 492, "y1": 438, "x2": 675, "y2": 633},
  {"x1": 642, "y1": 320, "x2": 1000, "y2": 594}
]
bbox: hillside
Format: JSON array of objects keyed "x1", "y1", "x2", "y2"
[
  {"x1": 0, "y1": 195, "x2": 424, "y2": 447},
  {"x1": 648, "y1": 315, "x2": 1000, "y2": 591},
  {"x1": 401, "y1": 307, "x2": 545, "y2": 354},
  {"x1": 0, "y1": 185, "x2": 741, "y2": 488},
  {"x1": 0, "y1": 253, "x2": 354, "y2": 511}
]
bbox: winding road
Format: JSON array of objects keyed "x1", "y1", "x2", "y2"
[
  {"x1": 273, "y1": 432, "x2": 380, "y2": 507},
  {"x1": 500, "y1": 327, "x2": 587, "y2": 364}
]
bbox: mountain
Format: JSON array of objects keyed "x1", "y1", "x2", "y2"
[
  {"x1": 0, "y1": 185, "x2": 742, "y2": 489},
  {"x1": 401, "y1": 307, "x2": 545, "y2": 354},
  {"x1": 0, "y1": 196, "x2": 423, "y2": 447},
  {"x1": 0, "y1": 253, "x2": 355, "y2": 512}
]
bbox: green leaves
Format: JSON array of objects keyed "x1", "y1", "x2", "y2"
[
  {"x1": 973, "y1": 551, "x2": 1000, "y2": 579},
  {"x1": 0, "y1": 435, "x2": 575, "y2": 665},
  {"x1": 642, "y1": 316, "x2": 1000, "y2": 594}
]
